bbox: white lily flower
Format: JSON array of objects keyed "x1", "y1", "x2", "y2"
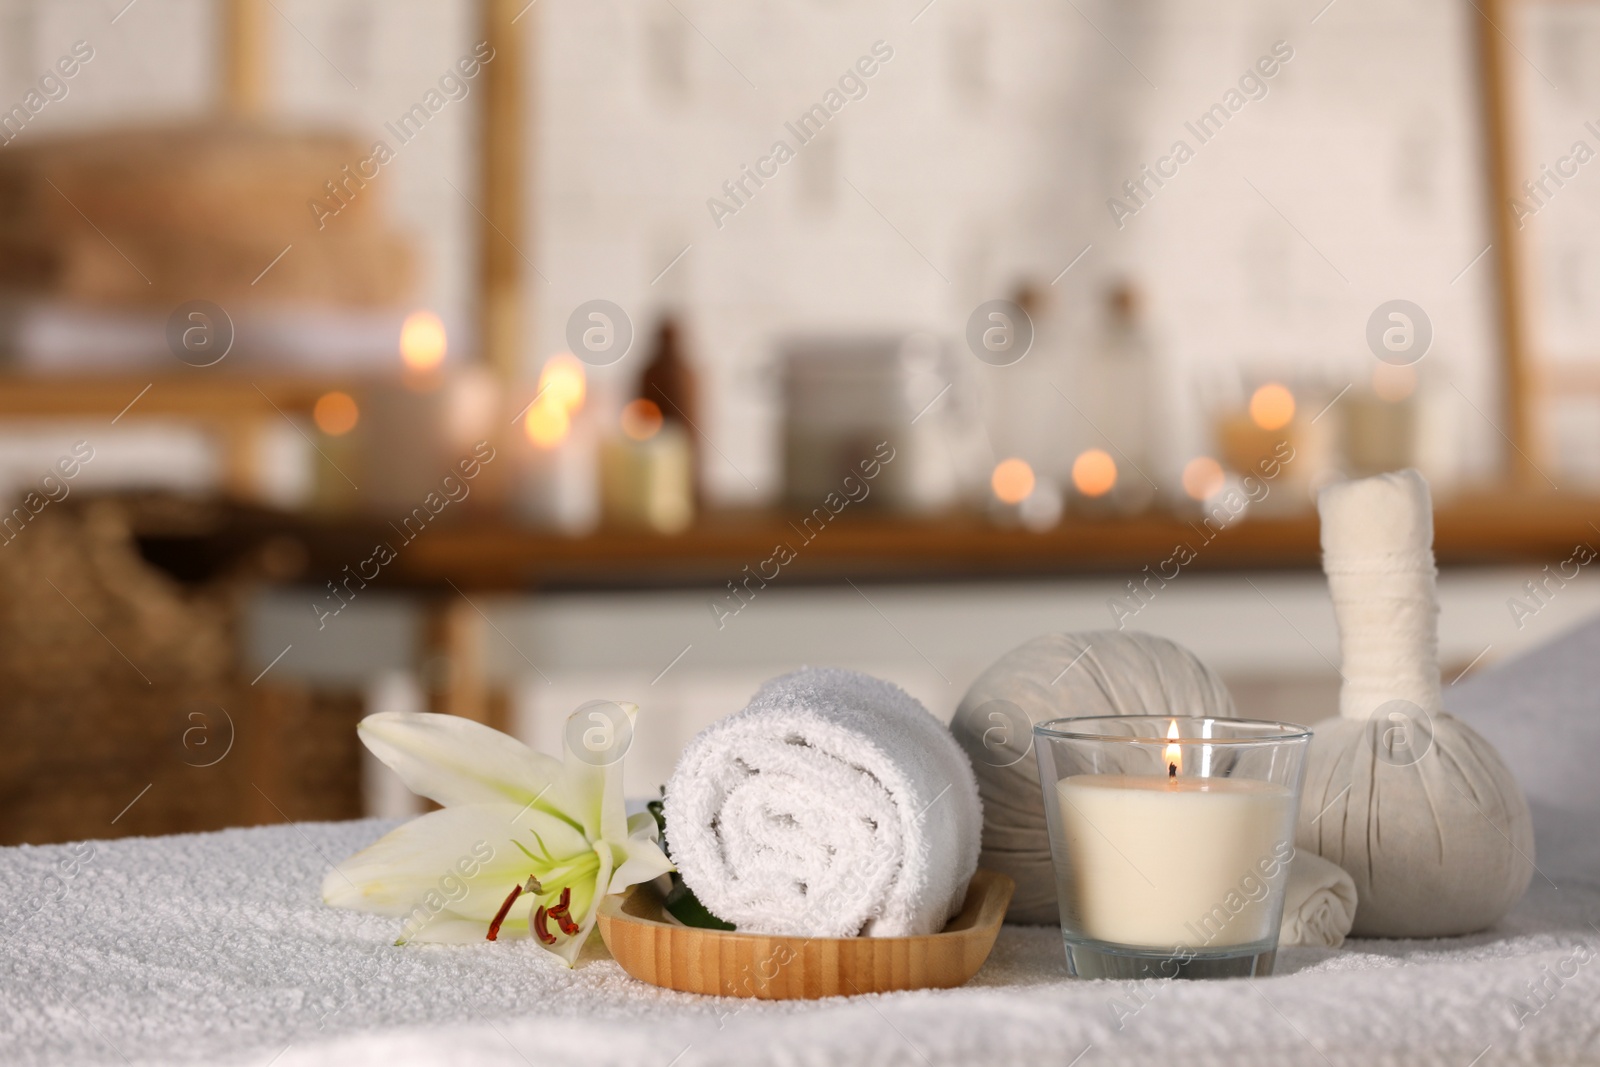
[{"x1": 322, "y1": 704, "x2": 672, "y2": 967}]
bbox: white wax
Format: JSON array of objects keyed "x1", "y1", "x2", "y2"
[{"x1": 1055, "y1": 774, "x2": 1296, "y2": 950}]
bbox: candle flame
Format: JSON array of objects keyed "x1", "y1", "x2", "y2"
[
  {"x1": 524, "y1": 396, "x2": 571, "y2": 449},
  {"x1": 1164, "y1": 719, "x2": 1182, "y2": 777},
  {"x1": 400, "y1": 310, "x2": 447, "y2": 371},
  {"x1": 538, "y1": 353, "x2": 587, "y2": 415}
]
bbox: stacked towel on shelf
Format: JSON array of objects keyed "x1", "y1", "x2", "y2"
[{"x1": 663, "y1": 667, "x2": 982, "y2": 938}]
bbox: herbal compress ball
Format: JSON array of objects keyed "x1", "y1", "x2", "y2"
[{"x1": 1296, "y1": 470, "x2": 1534, "y2": 937}]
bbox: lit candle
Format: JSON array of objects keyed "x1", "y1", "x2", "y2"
[
  {"x1": 514, "y1": 354, "x2": 599, "y2": 534},
  {"x1": 1053, "y1": 720, "x2": 1298, "y2": 951}
]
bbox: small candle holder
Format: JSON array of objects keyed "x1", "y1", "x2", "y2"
[{"x1": 1034, "y1": 715, "x2": 1311, "y2": 980}]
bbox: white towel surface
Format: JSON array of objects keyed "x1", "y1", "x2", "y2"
[
  {"x1": 663, "y1": 667, "x2": 982, "y2": 937},
  {"x1": 4, "y1": 818, "x2": 1600, "y2": 1067},
  {"x1": 1278, "y1": 852, "x2": 1358, "y2": 949}
]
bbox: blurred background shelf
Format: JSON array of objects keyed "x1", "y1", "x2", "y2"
[
  {"x1": 127, "y1": 492, "x2": 1600, "y2": 592},
  {"x1": 0, "y1": 373, "x2": 351, "y2": 416}
]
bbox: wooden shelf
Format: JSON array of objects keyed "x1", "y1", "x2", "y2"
[
  {"x1": 393, "y1": 495, "x2": 1597, "y2": 590},
  {"x1": 133, "y1": 490, "x2": 1600, "y2": 592},
  {"x1": 0, "y1": 373, "x2": 358, "y2": 419}
]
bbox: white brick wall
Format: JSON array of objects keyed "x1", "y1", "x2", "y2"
[
  {"x1": 533, "y1": 0, "x2": 1504, "y2": 501},
  {"x1": 0, "y1": 0, "x2": 1509, "y2": 497}
]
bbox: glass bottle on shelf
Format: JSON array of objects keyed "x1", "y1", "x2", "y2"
[{"x1": 598, "y1": 314, "x2": 697, "y2": 534}]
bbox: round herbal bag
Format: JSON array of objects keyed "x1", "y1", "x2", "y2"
[
  {"x1": 950, "y1": 631, "x2": 1237, "y2": 924},
  {"x1": 1297, "y1": 708, "x2": 1534, "y2": 937},
  {"x1": 1296, "y1": 470, "x2": 1534, "y2": 937}
]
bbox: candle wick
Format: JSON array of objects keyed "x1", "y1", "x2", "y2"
[{"x1": 1168, "y1": 762, "x2": 1176, "y2": 778}]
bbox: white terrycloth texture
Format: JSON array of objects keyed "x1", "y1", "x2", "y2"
[
  {"x1": 1301, "y1": 470, "x2": 1536, "y2": 937},
  {"x1": 5, "y1": 819, "x2": 1600, "y2": 1066},
  {"x1": 949, "y1": 631, "x2": 1238, "y2": 923},
  {"x1": 663, "y1": 667, "x2": 981, "y2": 937},
  {"x1": 1278, "y1": 852, "x2": 1358, "y2": 949}
]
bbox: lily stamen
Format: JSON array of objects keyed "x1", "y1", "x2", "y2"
[
  {"x1": 486, "y1": 882, "x2": 525, "y2": 941},
  {"x1": 549, "y1": 887, "x2": 581, "y2": 935},
  {"x1": 532, "y1": 904, "x2": 558, "y2": 945}
]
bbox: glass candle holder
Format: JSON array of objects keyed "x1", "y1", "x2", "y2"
[{"x1": 1035, "y1": 715, "x2": 1311, "y2": 980}]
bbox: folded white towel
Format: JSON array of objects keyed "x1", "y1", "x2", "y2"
[
  {"x1": 664, "y1": 667, "x2": 983, "y2": 938},
  {"x1": 1279, "y1": 851, "x2": 1358, "y2": 949}
]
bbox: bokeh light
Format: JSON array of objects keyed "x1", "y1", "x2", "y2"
[
  {"x1": 312, "y1": 391, "x2": 359, "y2": 436},
  {"x1": 1182, "y1": 456, "x2": 1226, "y2": 501},
  {"x1": 1249, "y1": 383, "x2": 1295, "y2": 430},
  {"x1": 538, "y1": 353, "x2": 587, "y2": 414},
  {"x1": 399, "y1": 310, "x2": 448, "y2": 371},
  {"x1": 991, "y1": 458, "x2": 1036, "y2": 505},
  {"x1": 1372, "y1": 362, "x2": 1418, "y2": 403},
  {"x1": 621, "y1": 398, "x2": 664, "y2": 441},
  {"x1": 1072, "y1": 449, "x2": 1118, "y2": 497},
  {"x1": 524, "y1": 397, "x2": 571, "y2": 449}
]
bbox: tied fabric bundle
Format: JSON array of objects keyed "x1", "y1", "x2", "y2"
[
  {"x1": 1297, "y1": 469, "x2": 1535, "y2": 937},
  {"x1": 664, "y1": 668, "x2": 981, "y2": 938}
]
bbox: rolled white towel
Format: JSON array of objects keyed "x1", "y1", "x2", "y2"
[
  {"x1": 664, "y1": 667, "x2": 983, "y2": 938},
  {"x1": 1279, "y1": 851, "x2": 1358, "y2": 949}
]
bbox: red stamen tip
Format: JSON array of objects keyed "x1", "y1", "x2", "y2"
[
  {"x1": 486, "y1": 883, "x2": 523, "y2": 942},
  {"x1": 547, "y1": 886, "x2": 580, "y2": 935},
  {"x1": 533, "y1": 905, "x2": 558, "y2": 945}
]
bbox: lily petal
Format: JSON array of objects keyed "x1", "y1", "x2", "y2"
[
  {"x1": 551, "y1": 702, "x2": 638, "y2": 843},
  {"x1": 322, "y1": 802, "x2": 589, "y2": 924},
  {"x1": 607, "y1": 834, "x2": 674, "y2": 895},
  {"x1": 358, "y1": 712, "x2": 562, "y2": 809}
]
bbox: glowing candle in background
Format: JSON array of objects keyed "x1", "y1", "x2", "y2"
[
  {"x1": 313, "y1": 391, "x2": 360, "y2": 437},
  {"x1": 524, "y1": 398, "x2": 570, "y2": 449},
  {"x1": 1071, "y1": 448, "x2": 1117, "y2": 498},
  {"x1": 538, "y1": 352, "x2": 587, "y2": 414},
  {"x1": 400, "y1": 310, "x2": 448, "y2": 372},
  {"x1": 1213, "y1": 379, "x2": 1322, "y2": 516},
  {"x1": 987, "y1": 457, "x2": 1061, "y2": 531},
  {"x1": 1181, "y1": 456, "x2": 1225, "y2": 501},
  {"x1": 1249, "y1": 383, "x2": 1295, "y2": 431},
  {"x1": 991, "y1": 458, "x2": 1035, "y2": 505},
  {"x1": 515, "y1": 354, "x2": 598, "y2": 534}
]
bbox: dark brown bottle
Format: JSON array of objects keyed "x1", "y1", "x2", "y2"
[{"x1": 639, "y1": 315, "x2": 701, "y2": 501}]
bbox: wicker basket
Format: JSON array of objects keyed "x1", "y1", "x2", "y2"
[{"x1": 0, "y1": 502, "x2": 363, "y2": 845}]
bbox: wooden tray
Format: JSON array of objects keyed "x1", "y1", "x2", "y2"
[{"x1": 595, "y1": 869, "x2": 1014, "y2": 999}]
